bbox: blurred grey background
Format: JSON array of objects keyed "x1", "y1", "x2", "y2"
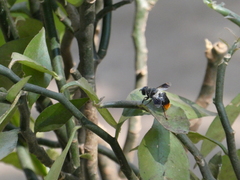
[{"x1": 1, "y1": 0, "x2": 240, "y2": 179}]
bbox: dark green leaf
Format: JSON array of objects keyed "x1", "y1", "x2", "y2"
[
  {"x1": 0, "y1": 36, "x2": 32, "y2": 89},
  {"x1": 1, "y1": 152, "x2": 21, "y2": 169},
  {"x1": 45, "y1": 126, "x2": 80, "y2": 180},
  {"x1": 35, "y1": 98, "x2": 88, "y2": 132},
  {"x1": 138, "y1": 120, "x2": 190, "y2": 180},
  {"x1": 21, "y1": 28, "x2": 52, "y2": 107},
  {"x1": 187, "y1": 132, "x2": 227, "y2": 155},
  {"x1": 208, "y1": 152, "x2": 222, "y2": 179},
  {"x1": 200, "y1": 94, "x2": 240, "y2": 157},
  {"x1": 218, "y1": 150, "x2": 240, "y2": 180},
  {"x1": 16, "y1": 18, "x2": 42, "y2": 38},
  {"x1": 0, "y1": 129, "x2": 19, "y2": 160},
  {"x1": 0, "y1": 93, "x2": 21, "y2": 131},
  {"x1": 6, "y1": 76, "x2": 31, "y2": 103}
]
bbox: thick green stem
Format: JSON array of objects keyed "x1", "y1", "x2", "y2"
[
  {"x1": 214, "y1": 60, "x2": 240, "y2": 179},
  {"x1": 41, "y1": 0, "x2": 80, "y2": 173},
  {"x1": 76, "y1": 1, "x2": 99, "y2": 179}
]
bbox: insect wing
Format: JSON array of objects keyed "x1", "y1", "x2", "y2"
[
  {"x1": 152, "y1": 93, "x2": 163, "y2": 108},
  {"x1": 156, "y1": 82, "x2": 171, "y2": 91}
]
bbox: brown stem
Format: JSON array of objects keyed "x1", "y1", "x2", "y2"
[{"x1": 191, "y1": 39, "x2": 228, "y2": 131}]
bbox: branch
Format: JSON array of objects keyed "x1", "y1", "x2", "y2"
[
  {"x1": 18, "y1": 93, "x2": 54, "y2": 167},
  {"x1": 94, "y1": 0, "x2": 112, "y2": 66},
  {"x1": 0, "y1": 0, "x2": 19, "y2": 41},
  {"x1": 121, "y1": 0, "x2": 159, "y2": 170},
  {"x1": 0, "y1": 65, "x2": 138, "y2": 180},
  {"x1": 76, "y1": 1, "x2": 99, "y2": 179},
  {"x1": 176, "y1": 134, "x2": 215, "y2": 180},
  {"x1": 96, "y1": 0, "x2": 133, "y2": 22},
  {"x1": 191, "y1": 40, "x2": 228, "y2": 131},
  {"x1": 41, "y1": 0, "x2": 80, "y2": 173},
  {"x1": 214, "y1": 41, "x2": 240, "y2": 179},
  {"x1": 98, "y1": 144, "x2": 140, "y2": 176},
  {"x1": 204, "y1": 0, "x2": 240, "y2": 27}
]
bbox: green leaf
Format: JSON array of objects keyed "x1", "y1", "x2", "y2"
[
  {"x1": 16, "y1": 18, "x2": 43, "y2": 38},
  {"x1": 35, "y1": 98, "x2": 88, "y2": 132},
  {"x1": 187, "y1": 132, "x2": 227, "y2": 155},
  {"x1": 0, "y1": 92, "x2": 21, "y2": 131},
  {"x1": 168, "y1": 92, "x2": 216, "y2": 119},
  {"x1": 200, "y1": 94, "x2": 240, "y2": 157},
  {"x1": 138, "y1": 120, "x2": 190, "y2": 180},
  {"x1": 6, "y1": 76, "x2": 31, "y2": 103},
  {"x1": 20, "y1": 28, "x2": 52, "y2": 107},
  {"x1": 0, "y1": 36, "x2": 32, "y2": 89},
  {"x1": 218, "y1": 150, "x2": 240, "y2": 180},
  {"x1": 208, "y1": 152, "x2": 222, "y2": 179},
  {"x1": 45, "y1": 126, "x2": 81, "y2": 180},
  {"x1": 61, "y1": 78, "x2": 117, "y2": 128},
  {"x1": 9, "y1": 53, "x2": 59, "y2": 80},
  {"x1": 1, "y1": 152, "x2": 21, "y2": 169},
  {"x1": 66, "y1": 0, "x2": 83, "y2": 7},
  {"x1": 0, "y1": 129, "x2": 19, "y2": 160}
]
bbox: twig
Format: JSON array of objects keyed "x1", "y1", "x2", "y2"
[
  {"x1": 29, "y1": 0, "x2": 41, "y2": 20},
  {"x1": 37, "y1": 138, "x2": 61, "y2": 148},
  {"x1": 50, "y1": 0, "x2": 74, "y2": 32},
  {"x1": 98, "y1": 138, "x2": 119, "y2": 180},
  {"x1": 0, "y1": 0, "x2": 19, "y2": 41},
  {"x1": 0, "y1": 65, "x2": 138, "y2": 180},
  {"x1": 214, "y1": 41, "x2": 240, "y2": 179},
  {"x1": 76, "y1": 1, "x2": 99, "y2": 179},
  {"x1": 204, "y1": 0, "x2": 240, "y2": 27},
  {"x1": 61, "y1": 28, "x2": 74, "y2": 79},
  {"x1": 18, "y1": 94, "x2": 54, "y2": 167},
  {"x1": 191, "y1": 40, "x2": 228, "y2": 131},
  {"x1": 94, "y1": 0, "x2": 112, "y2": 66},
  {"x1": 98, "y1": 144, "x2": 140, "y2": 176},
  {"x1": 176, "y1": 134, "x2": 215, "y2": 180},
  {"x1": 41, "y1": 0, "x2": 80, "y2": 173},
  {"x1": 96, "y1": 0, "x2": 133, "y2": 22}
]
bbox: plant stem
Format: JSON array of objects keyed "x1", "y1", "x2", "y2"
[
  {"x1": 0, "y1": 0, "x2": 19, "y2": 41},
  {"x1": 214, "y1": 57, "x2": 240, "y2": 178},
  {"x1": 76, "y1": 1, "x2": 99, "y2": 179},
  {"x1": 176, "y1": 134, "x2": 215, "y2": 180},
  {"x1": 192, "y1": 40, "x2": 228, "y2": 131},
  {"x1": 41, "y1": 0, "x2": 80, "y2": 173}
]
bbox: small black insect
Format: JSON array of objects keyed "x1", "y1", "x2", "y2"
[{"x1": 140, "y1": 82, "x2": 171, "y2": 119}]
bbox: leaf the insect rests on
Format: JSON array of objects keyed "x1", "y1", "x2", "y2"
[
  {"x1": 117, "y1": 88, "x2": 215, "y2": 137},
  {"x1": 61, "y1": 78, "x2": 117, "y2": 128},
  {"x1": 200, "y1": 93, "x2": 240, "y2": 157},
  {"x1": 35, "y1": 98, "x2": 88, "y2": 132},
  {"x1": 138, "y1": 120, "x2": 190, "y2": 180}
]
